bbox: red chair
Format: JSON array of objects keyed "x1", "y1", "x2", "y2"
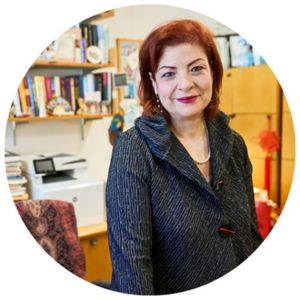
[{"x1": 15, "y1": 199, "x2": 87, "y2": 280}]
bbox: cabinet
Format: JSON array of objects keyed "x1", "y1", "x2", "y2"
[
  {"x1": 220, "y1": 65, "x2": 284, "y2": 204},
  {"x1": 280, "y1": 93, "x2": 295, "y2": 208},
  {"x1": 78, "y1": 222, "x2": 112, "y2": 282}
]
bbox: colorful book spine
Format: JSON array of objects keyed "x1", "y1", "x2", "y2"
[
  {"x1": 41, "y1": 76, "x2": 48, "y2": 106},
  {"x1": 97, "y1": 25, "x2": 105, "y2": 63},
  {"x1": 78, "y1": 75, "x2": 83, "y2": 99},
  {"x1": 23, "y1": 77, "x2": 31, "y2": 108},
  {"x1": 65, "y1": 77, "x2": 70, "y2": 103},
  {"x1": 44, "y1": 76, "x2": 52, "y2": 102},
  {"x1": 33, "y1": 76, "x2": 41, "y2": 110},
  {"x1": 103, "y1": 24, "x2": 109, "y2": 64},
  {"x1": 60, "y1": 77, "x2": 66, "y2": 99},
  {"x1": 18, "y1": 80, "x2": 27, "y2": 113},
  {"x1": 51, "y1": 77, "x2": 55, "y2": 97},
  {"x1": 31, "y1": 82, "x2": 39, "y2": 116},
  {"x1": 54, "y1": 76, "x2": 61, "y2": 97},
  {"x1": 69, "y1": 77, "x2": 76, "y2": 111},
  {"x1": 91, "y1": 25, "x2": 98, "y2": 46},
  {"x1": 17, "y1": 88, "x2": 22, "y2": 113},
  {"x1": 95, "y1": 75, "x2": 102, "y2": 99},
  {"x1": 13, "y1": 90, "x2": 22, "y2": 117},
  {"x1": 74, "y1": 76, "x2": 80, "y2": 111},
  {"x1": 83, "y1": 75, "x2": 88, "y2": 100},
  {"x1": 101, "y1": 73, "x2": 108, "y2": 101},
  {"x1": 27, "y1": 76, "x2": 38, "y2": 116},
  {"x1": 88, "y1": 24, "x2": 93, "y2": 47},
  {"x1": 80, "y1": 38, "x2": 86, "y2": 63}
]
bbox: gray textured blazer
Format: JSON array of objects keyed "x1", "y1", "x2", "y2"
[{"x1": 106, "y1": 111, "x2": 263, "y2": 295}]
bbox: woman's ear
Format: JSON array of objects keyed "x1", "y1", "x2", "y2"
[{"x1": 149, "y1": 72, "x2": 158, "y2": 95}]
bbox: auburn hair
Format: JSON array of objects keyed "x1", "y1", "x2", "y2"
[{"x1": 138, "y1": 19, "x2": 223, "y2": 121}]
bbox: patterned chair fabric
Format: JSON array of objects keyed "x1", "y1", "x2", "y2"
[{"x1": 15, "y1": 199, "x2": 87, "y2": 280}]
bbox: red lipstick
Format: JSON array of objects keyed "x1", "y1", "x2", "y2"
[{"x1": 176, "y1": 95, "x2": 198, "y2": 104}]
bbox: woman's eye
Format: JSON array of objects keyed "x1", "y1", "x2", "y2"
[
  {"x1": 191, "y1": 66, "x2": 204, "y2": 72},
  {"x1": 161, "y1": 72, "x2": 174, "y2": 78}
]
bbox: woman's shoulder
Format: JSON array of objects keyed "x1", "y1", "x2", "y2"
[
  {"x1": 113, "y1": 123, "x2": 152, "y2": 160},
  {"x1": 215, "y1": 110, "x2": 246, "y2": 147}
]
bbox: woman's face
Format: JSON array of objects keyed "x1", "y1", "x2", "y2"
[{"x1": 150, "y1": 43, "x2": 213, "y2": 122}]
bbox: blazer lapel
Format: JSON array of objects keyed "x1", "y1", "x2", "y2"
[{"x1": 135, "y1": 112, "x2": 233, "y2": 194}]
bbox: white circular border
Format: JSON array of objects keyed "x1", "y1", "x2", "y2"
[{"x1": 1, "y1": 1, "x2": 299, "y2": 299}]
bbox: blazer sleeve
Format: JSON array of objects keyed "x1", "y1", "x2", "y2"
[
  {"x1": 105, "y1": 133, "x2": 154, "y2": 295},
  {"x1": 241, "y1": 139, "x2": 264, "y2": 251}
]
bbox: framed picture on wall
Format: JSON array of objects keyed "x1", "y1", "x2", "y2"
[{"x1": 117, "y1": 38, "x2": 143, "y2": 127}]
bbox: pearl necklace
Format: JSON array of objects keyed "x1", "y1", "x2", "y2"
[{"x1": 190, "y1": 120, "x2": 211, "y2": 165}]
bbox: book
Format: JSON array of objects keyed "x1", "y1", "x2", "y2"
[
  {"x1": 23, "y1": 77, "x2": 31, "y2": 109},
  {"x1": 9, "y1": 184, "x2": 24, "y2": 190},
  {"x1": 54, "y1": 76, "x2": 61, "y2": 97},
  {"x1": 5, "y1": 161, "x2": 22, "y2": 167},
  {"x1": 97, "y1": 25, "x2": 105, "y2": 63},
  {"x1": 51, "y1": 77, "x2": 56, "y2": 96},
  {"x1": 69, "y1": 77, "x2": 76, "y2": 111},
  {"x1": 7, "y1": 177, "x2": 27, "y2": 185},
  {"x1": 11, "y1": 188, "x2": 26, "y2": 197},
  {"x1": 56, "y1": 33, "x2": 76, "y2": 62},
  {"x1": 18, "y1": 79, "x2": 27, "y2": 113},
  {"x1": 103, "y1": 24, "x2": 109, "y2": 64},
  {"x1": 65, "y1": 77, "x2": 70, "y2": 103},
  {"x1": 78, "y1": 75, "x2": 84, "y2": 99},
  {"x1": 44, "y1": 76, "x2": 53, "y2": 101},
  {"x1": 88, "y1": 24, "x2": 93, "y2": 47},
  {"x1": 12, "y1": 192, "x2": 29, "y2": 201},
  {"x1": 80, "y1": 23, "x2": 89, "y2": 40},
  {"x1": 101, "y1": 72, "x2": 108, "y2": 101},
  {"x1": 13, "y1": 90, "x2": 22, "y2": 117},
  {"x1": 7, "y1": 174, "x2": 22, "y2": 179},
  {"x1": 80, "y1": 38, "x2": 87, "y2": 63},
  {"x1": 41, "y1": 76, "x2": 48, "y2": 106},
  {"x1": 5, "y1": 150, "x2": 20, "y2": 163},
  {"x1": 34, "y1": 76, "x2": 41, "y2": 110},
  {"x1": 31, "y1": 81, "x2": 39, "y2": 116},
  {"x1": 60, "y1": 77, "x2": 66, "y2": 99},
  {"x1": 91, "y1": 25, "x2": 98, "y2": 46},
  {"x1": 27, "y1": 76, "x2": 38, "y2": 116},
  {"x1": 74, "y1": 76, "x2": 80, "y2": 111},
  {"x1": 95, "y1": 75, "x2": 102, "y2": 99}
]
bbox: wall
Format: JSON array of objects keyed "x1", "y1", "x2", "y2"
[{"x1": 5, "y1": 5, "x2": 236, "y2": 182}]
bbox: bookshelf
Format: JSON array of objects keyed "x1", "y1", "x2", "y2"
[{"x1": 9, "y1": 47, "x2": 117, "y2": 145}]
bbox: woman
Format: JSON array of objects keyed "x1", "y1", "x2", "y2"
[{"x1": 106, "y1": 19, "x2": 263, "y2": 295}]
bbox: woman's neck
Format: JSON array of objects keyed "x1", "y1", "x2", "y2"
[{"x1": 169, "y1": 115, "x2": 206, "y2": 141}]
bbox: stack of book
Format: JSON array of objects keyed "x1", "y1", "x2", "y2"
[
  {"x1": 5, "y1": 151, "x2": 28, "y2": 200},
  {"x1": 12, "y1": 72, "x2": 113, "y2": 117}
]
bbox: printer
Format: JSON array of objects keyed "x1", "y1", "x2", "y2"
[{"x1": 21, "y1": 152, "x2": 105, "y2": 228}]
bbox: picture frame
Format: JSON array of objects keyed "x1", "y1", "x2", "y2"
[{"x1": 117, "y1": 38, "x2": 143, "y2": 118}]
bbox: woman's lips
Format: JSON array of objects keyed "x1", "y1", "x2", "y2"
[{"x1": 176, "y1": 95, "x2": 198, "y2": 104}]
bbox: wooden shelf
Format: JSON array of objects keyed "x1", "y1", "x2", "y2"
[
  {"x1": 31, "y1": 61, "x2": 114, "y2": 69},
  {"x1": 31, "y1": 48, "x2": 116, "y2": 69},
  {"x1": 13, "y1": 192, "x2": 29, "y2": 201},
  {"x1": 7, "y1": 114, "x2": 113, "y2": 122}
]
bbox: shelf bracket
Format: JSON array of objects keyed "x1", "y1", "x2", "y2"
[
  {"x1": 80, "y1": 117, "x2": 103, "y2": 140},
  {"x1": 12, "y1": 121, "x2": 30, "y2": 145}
]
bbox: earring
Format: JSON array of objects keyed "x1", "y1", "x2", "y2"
[{"x1": 156, "y1": 94, "x2": 163, "y2": 113}]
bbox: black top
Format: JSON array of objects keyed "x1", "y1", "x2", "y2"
[{"x1": 106, "y1": 111, "x2": 263, "y2": 295}]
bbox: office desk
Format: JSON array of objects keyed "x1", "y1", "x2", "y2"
[{"x1": 78, "y1": 222, "x2": 112, "y2": 282}]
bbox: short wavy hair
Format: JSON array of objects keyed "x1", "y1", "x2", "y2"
[{"x1": 138, "y1": 19, "x2": 223, "y2": 121}]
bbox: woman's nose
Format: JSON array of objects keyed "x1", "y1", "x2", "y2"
[{"x1": 177, "y1": 72, "x2": 194, "y2": 91}]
